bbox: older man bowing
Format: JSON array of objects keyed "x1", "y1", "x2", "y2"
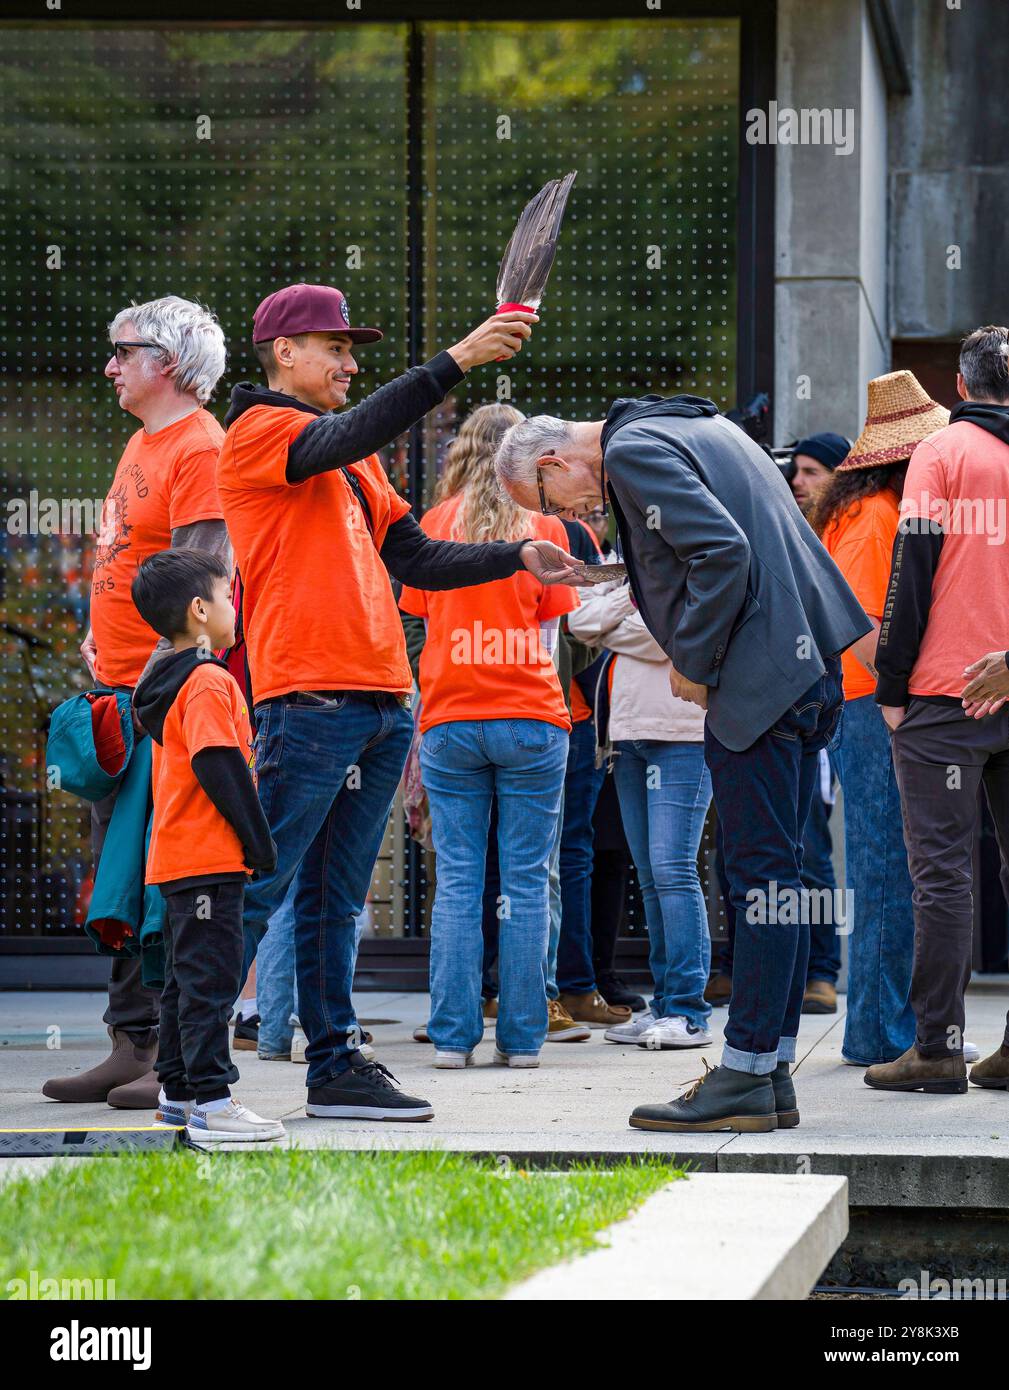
[{"x1": 495, "y1": 394, "x2": 869, "y2": 1132}]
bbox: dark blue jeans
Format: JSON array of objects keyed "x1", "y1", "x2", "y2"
[
  {"x1": 242, "y1": 691, "x2": 413, "y2": 1088},
  {"x1": 716, "y1": 750, "x2": 840, "y2": 986},
  {"x1": 705, "y1": 658, "x2": 843, "y2": 1074},
  {"x1": 556, "y1": 718, "x2": 607, "y2": 994}
]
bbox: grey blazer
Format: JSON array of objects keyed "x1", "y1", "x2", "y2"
[{"x1": 603, "y1": 399, "x2": 871, "y2": 751}]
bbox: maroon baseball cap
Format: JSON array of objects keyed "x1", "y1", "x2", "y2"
[{"x1": 252, "y1": 283, "x2": 383, "y2": 345}]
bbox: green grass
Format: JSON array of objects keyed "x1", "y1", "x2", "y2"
[{"x1": 0, "y1": 1151, "x2": 684, "y2": 1300}]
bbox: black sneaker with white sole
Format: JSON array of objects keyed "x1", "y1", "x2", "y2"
[{"x1": 306, "y1": 1059, "x2": 434, "y2": 1122}]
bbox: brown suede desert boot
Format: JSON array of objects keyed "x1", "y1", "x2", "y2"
[
  {"x1": 42, "y1": 1026, "x2": 158, "y2": 1103},
  {"x1": 864, "y1": 1045, "x2": 967, "y2": 1094},
  {"x1": 969, "y1": 1045, "x2": 1009, "y2": 1090},
  {"x1": 703, "y1": 972, "x2": 732, "y2": 1006}
]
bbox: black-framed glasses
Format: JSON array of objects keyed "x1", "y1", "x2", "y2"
[
  {"x1": 536, "y1": 461, "x2": 564, "y2": 517},
  {"x1": 113, "y1": 340, "x2": 162, "y2": 362}
]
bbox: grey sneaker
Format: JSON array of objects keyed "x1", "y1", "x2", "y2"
[{"x1": 604, "y1": 1010, "x2": 657, "y2": 1044}]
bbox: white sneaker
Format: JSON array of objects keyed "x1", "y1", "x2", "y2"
[
  {"x1": 638, "y1": 1016, "x2": 713, "y2": 1050},
  {"x1": 434, "y1": 1050, "x2": 474, "y2": 1068},
  {"x1": 964, "y1": 1039, "x2": 980, "y2": 1063},
  {"x1": 187, "y1": 1099, "x2": 286, "y2": 1143},
  {"x1": 154, "y1": 1096, "x2": 192, "y2": 1128},
  {"x1": 604, "y1": 1009, "x2": 657, "y2": 1044},
  {"x1": 493, "y1": 1049, "x2": 540, "y2": 1069}
]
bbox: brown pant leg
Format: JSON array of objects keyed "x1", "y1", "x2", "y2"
[{"x1": 890, "y1": 702, "x2": 989, "y2": 1056}]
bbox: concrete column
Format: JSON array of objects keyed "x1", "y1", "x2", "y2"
[{"x1": 774, "y1": 0, "x2": 890, "y2": 444}]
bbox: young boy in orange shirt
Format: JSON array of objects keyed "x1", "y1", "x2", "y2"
[{"x1": 132, "y1": 550, "x2": 284, "y2": 1142}]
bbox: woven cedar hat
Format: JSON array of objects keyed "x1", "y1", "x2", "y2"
[{"x1": 838, "y1": 371, "x2": 949, "y2": 471}]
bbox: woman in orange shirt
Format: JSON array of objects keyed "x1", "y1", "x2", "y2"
[
  {"x1": 400, "y1": 405, "x2": 577, "y2": 1068},
  {"x1": 812, "y1": 371, "x2": 949, "y2": 1067}
]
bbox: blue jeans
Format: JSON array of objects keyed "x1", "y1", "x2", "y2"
[
  {"x1": 717, "y1": 750, "x2": 840, "y2": 986},
  {"x1": 481, "y1": 786, "x2": 565, "y2": 1001},
  {"x1": 835, "y1": 694, "x2": 916, "y2": 1063},
  {"x1": 243, "y1": 691, "x2": 413, "y2": 1088},
  {"x1": 705, "y1": 658, "x2": 844, "y2": 1074},
  {"x1": 256, "y1": 877, "x2": 298, "y2": 1058},
  {"x1": 614, "y1": 740, "x2": 712, "y2": 1027},
  {"x1": 557, "y1": 719, "x2": 607, "y2": 993},
  {"x1": 422, "y1": 718, "x2": 568, "y2": 1056}
]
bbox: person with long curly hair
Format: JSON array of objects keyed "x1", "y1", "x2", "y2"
[
  {"x1": 812, "y1": 371, "x2": 950, "y2": 1067},
  {"x1": 400, "y1": 404, "x2": 579, "y2": 1067}
]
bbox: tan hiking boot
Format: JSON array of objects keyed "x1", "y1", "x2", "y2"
[
  {"x1": 107, "y1": 1069, "x2": 160, "y2": 1110},
  {"x1": 969, "y1": 1045, "x2": 1009, "y2": 1089},
  {"x1": 43, "y1": 1026, "x2": 158, "y2": 1104},
  {"x1": 802, "y1": 979, "x2": 837, "y2": 1014},
  {"x1": 546, "y1": 999, "x2": 591, "y2": 1042},
  {"x1": 704, "y1": 972, "x2": 732, "y2": 1006},
  {"x1": 558, "y1": 990, "x2": 631, "y2": 1029},
  {"x1": 483, "y1": 998, "x2": 498, "y2": 1021},
  {"x1": 864, "y1": 1045, "x2": 967, "y2": 1094}
]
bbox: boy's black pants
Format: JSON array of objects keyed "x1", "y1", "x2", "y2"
[{"x1": 156, "y1": 880, "x2": 244, "y2": 1103}]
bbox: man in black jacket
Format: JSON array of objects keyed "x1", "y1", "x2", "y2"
[
  {"x1": 495, "y1": 398, "x2": 869, "y2": 1132},
  {"x1": 217, "y1": 283, "x2": 583, "y2": 1123}
]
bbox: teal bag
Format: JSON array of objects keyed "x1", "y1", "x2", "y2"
[{"x1": 46, "y1": 690, "x2": 134, "y2": 802}]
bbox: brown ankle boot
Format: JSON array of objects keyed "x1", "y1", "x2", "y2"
[
  {"x1": 864, "y1": 1045, "x2": 967, "y2": 1094},
  {"x1": 969, "y1": 1045, "x2": 1009, "y2": 1090},
  {"x1": 107, "y1": 1069, "x2": 161, "y2": 1109},
  {"x1": 703, "y1": 973, "x2": 732, "y2": 1006},
  {"x1": 43, "y1": 1026, "x2": 158, "y2": 1103},
  {"x1": 557, "y1": 990, "x2": 631, "y2": 1028}
]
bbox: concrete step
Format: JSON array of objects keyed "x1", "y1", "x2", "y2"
[{"x1": 505, "y1": 1172, "x2": 848, "y2": 1301}]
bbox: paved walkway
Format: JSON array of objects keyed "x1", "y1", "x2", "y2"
[{"x1": 3, "y1": 983, "x2": 1008, "y2": 1204}]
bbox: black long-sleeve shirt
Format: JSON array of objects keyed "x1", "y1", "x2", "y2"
[
  {"x1": 874, "y1": 519, "x2": 944, "y2": 706},
  {"x1": 225, "y1": 353, "x2": 534, "y2": 592}
]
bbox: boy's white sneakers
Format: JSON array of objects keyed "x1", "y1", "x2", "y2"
[
  {"x1": 637, "y1": 1016, "x2": 713, "y2": 1050},
  {"x1": 187, "y1": 1098, "x2": 285, "y2": 1143},
  {"x1": 604, "y1": 1010, "x2": 657, "y2": 1044}
]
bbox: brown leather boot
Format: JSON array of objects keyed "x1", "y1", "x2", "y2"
[
  {"x1": 107, "y1": 1069, "x2": 161, "y2": 1109},
  {"x1": 969, "y1": 1045, "x2": 1009, "y2": 1090},
  {"x1": 802, "y1": 979, "x2": 837, "y2": 1014},
  {"x1": 864, "y1": 1045, "x2": 967, "y2": 1094},
  {"x1": 704, "y1": 972, "x2": 732, "y2": 1006},
  {"x1": 43, "y1": 1026, "x2": 158, "y2": 1104},
  {"x1": 558, "y1": 990, "x2": 631, "y2": 1028}
]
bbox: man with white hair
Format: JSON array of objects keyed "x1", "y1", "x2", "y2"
[
  {"x1": 44, "y1": 295, "x2": 232, "y2": 1110},
  {"x1": 496, "y1": 396, "x2": 869, "y2": 1132}
]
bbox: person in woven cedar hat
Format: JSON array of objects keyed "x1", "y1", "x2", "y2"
[
  {"x1": 811, "y1": 370, "x2": 951, "y2": 1069},
  {"x1": 865, "y1": 327, "x2": 1009, "y2": 1097}
]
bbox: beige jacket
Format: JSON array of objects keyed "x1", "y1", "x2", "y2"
[{"x1": 566, "y1": 579, "x2": 706, "y2": 745}]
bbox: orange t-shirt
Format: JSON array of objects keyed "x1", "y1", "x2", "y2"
[
  {"x1": 216, "y1": 403, "x2": 413, "y2": 703},
  {"x1": 399, "y1": 497, "x2": 578, "y2": 734},
  {"x1": 146, "y1": 662, "x2": 255, "y2": 885},
  {"x1": 822, "y1": 489, "x2": 899, "y2": 700},
  {"x1": 91, "y1": 409, "x2": 225, "y2": 688}
]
